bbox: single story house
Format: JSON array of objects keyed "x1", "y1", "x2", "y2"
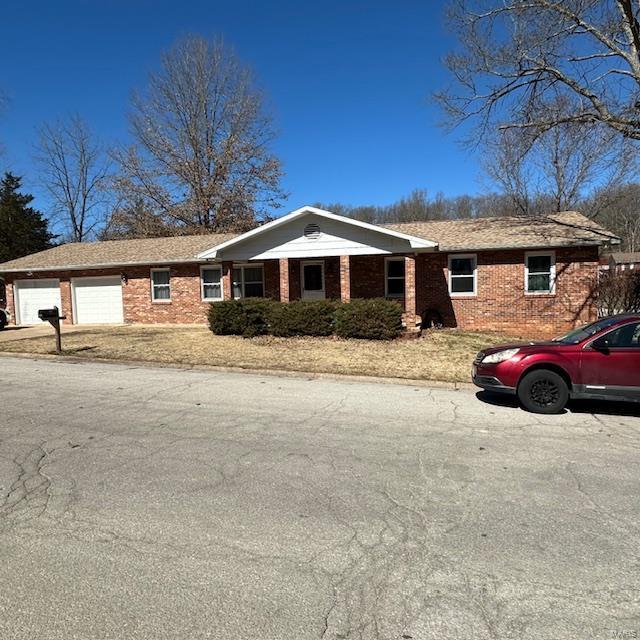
[{"x1": 0, "y1": 206, "x2": 620, "y2": 338}]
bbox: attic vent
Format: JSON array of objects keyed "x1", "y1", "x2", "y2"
[{"x1": 304, "y1": 223, "x2": 321, "y2": 240}]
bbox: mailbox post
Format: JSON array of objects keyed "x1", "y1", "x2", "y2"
[{"x1": 38, "y1": 306, "x2": 67, "y2": 354}]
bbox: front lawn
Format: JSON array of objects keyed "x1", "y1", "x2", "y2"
[{"x1": 0, "y1": 326, "x2": 529, "y2": 383}]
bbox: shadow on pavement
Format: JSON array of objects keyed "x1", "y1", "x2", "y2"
[{"x1": 475, "y1": 390, "x2": 640, "y2": 418}]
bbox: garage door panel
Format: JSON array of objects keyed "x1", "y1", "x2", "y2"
[
  {"x1": 72, "y1": 277, "x2": 124, "y2": 324},
  {"x1": 15, "y1": 280, "x2": 62, "y2": 325}
]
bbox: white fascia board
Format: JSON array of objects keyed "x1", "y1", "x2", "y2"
[{"x1": 196, "y1": 206, "x2": 437, "y2": 259}]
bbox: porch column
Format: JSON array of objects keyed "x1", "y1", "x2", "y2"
[
  {"x1": 339, "y1": 255, "x2": 351, "y2": 302},
  {"x1": 279, "y1": 258, "x2": 290, "y2": 302},
  {"x1": 404, "y1": 254, "x2": 418, "y2": 331},
  {"x1": 222, "y1": 261, "x2": 233, "y2": 300}
]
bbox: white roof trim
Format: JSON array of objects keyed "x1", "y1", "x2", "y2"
[{"x1": 196, "y1": 206, "x2": 437, "y2": 259}]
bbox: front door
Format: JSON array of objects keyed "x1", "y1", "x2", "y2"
[
  {"x1": 302, "y1": 262, "x2": 325, "y2": 300},
  {"x1": 580, "y1": 320, "x2": 640, "y2": 399}
]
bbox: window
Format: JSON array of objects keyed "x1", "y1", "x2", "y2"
[
  {"x1": 526, "y1": 252, "x2": 555, "y2": 294},
  {"x1": 385, "y1": 258, "x2": 405, "y2": 297},
  {"x1": 233, "y1": 265, "x2": 264, "y2": 298},
  {"x1": 599, "y1": 322, "x2": 640, "y2": 348},
  {"x1": 151, "y1": 269, "x2": 171, "y2": 301},
  {"x1": 201, "y1": 267, "x2": 222, "y2": 301},
  {"x1": 448, "y1": 254, "x2": 477, "y2": 296}
]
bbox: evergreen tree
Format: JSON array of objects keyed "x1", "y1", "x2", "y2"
[{"x1": 0, "y1": 173, "x2": 54, "y2": 262}]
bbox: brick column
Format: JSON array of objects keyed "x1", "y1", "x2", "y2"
[
  {"x1": 5, "y1": 280, "x2": 15, "y2": 325},
  {"x1": 279, "y1": 258, "x2": 290, "y2": 302},
  {"x1": 339, "y1": 255, "x2": 351, "y2": 302},
  {"x1": 222, "y1": 261, "x2": 233, "y2": 300},
  {"x1": 405, "y1": 254, "x2": 418, "y2": 331},
  {"x1": 60, "y1": 280, "x2": 73, "y2": 324}
]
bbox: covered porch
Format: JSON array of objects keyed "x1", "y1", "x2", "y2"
[
  {"x1": 199, "y1": 206, "x2": 437, "y2": 330},
  {"x1": 218, "y1": 254, "x2": 419, "y2": 328}
]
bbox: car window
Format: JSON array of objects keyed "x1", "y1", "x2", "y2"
[
  {"x1": 555, "y1": 317, "x2": 627, "y2": 344},
  {"x1": 602, "y1": 322, "x2": 640, "y2": 348}
]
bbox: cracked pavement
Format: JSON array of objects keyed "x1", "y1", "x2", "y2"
[{"x1": 0, "y1": 356, "x2": 639, "y2": 640}]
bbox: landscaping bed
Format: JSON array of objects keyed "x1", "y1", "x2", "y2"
[{"x1": 0, "y1": 325, "x2": 530, "y2": 383}]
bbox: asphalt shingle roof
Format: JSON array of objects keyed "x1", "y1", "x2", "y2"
[
  {"x1": 382, "y1": 211, "x2": 618, "y2": 252},
  {"x1": 609, "y1": 251, "x2": 640, "y2": 264},
  {"x1": 0, "y1": 211, "x2": 618, "y2": 273},
  {"x1": 0, "y1": 233, "x2": 239, "y2": 272}
]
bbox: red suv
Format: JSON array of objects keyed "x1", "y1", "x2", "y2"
[{"x1": 473, "y1": 314, "x2": 640, "y2": 414}]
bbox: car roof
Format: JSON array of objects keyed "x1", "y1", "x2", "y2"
[{"x1": 606, "y1": 313, "x2": 640, "y2": 323}]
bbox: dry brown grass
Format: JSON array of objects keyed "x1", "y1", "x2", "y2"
[{"x1": 0, "y1": 326, "x2": 530, "y2": 383}]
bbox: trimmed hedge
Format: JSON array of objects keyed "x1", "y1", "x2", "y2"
[
  {"x1": 208, "y1": 298, "x2": 276, "y2": 338},
  {"x1": 269, "y1": 300, "x2": 337, "y2": 337},
  {"x1": 208, "y1": 297, "x2": 404, "y2": 340},
  {"x1": 335, "y1": 298, "x2": 403, "y2": 340}
]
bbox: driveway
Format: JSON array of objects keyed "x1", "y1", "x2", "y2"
[{"x1": 0, "y1": 357, "x2": 638, "y2": 640}]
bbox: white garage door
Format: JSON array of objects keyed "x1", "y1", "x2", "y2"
[
  {"x1": 14, "y1": 279, "x2": 62, "y2": 325},
  {"x1": 72, "y1": 276, "x2": 124, "y2": 324}
]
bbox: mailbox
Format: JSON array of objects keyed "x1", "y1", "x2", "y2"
[
  {"x1": 38, "y1": 308, "x2": 61, "y2": 321},
  {"x1": 37, "y1": 306, "x2": 66, "y2": 353}
]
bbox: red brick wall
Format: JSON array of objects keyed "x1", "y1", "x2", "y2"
[
  {"x1": 350, "y1": 255, "x2": 386, "y2": 298},
  {"x1": 416, "y1": 247, "x2": 599, "y2": 338},
  {"x1": 3, "y1": 247, "x2": 599, "y2": 337}
]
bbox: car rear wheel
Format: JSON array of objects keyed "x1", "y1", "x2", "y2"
[
  {"x1": 0, "y1": 314, "x2": 6, "y2": 331},
  {"x1": 518, "y1": 369, "x2": 569, "y2": 414}
]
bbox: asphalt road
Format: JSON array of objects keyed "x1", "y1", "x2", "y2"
[{"x1": 0, "y1": 356, "x2": 639, "y2": 640}]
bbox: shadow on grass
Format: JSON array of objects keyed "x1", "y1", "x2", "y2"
[{"x1": 62, "y1": 346, "x2": 98, "y2": 355}]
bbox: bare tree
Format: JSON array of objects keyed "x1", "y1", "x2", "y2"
[
  {"x1": 485, "y1": 98, "x2": 637, "y2": 215},
  {"x1": 587, "y1": 182, "x2": 640, "y2": 250},
  {"x1": 596, "y1": 269, "x2": 640, "y2": 314},
  {"x1": 437, "y1": 1, "x2": 640, "y2": 142},
  {"x1": 112, "y1": 35, "x2": 285, "y2": 236},
  {"x1": 36, "y1": 115, "x2": 111, "y2": 242},
  {"x1": 100, "y1": 197, "x2": 182, "y2": 240}
]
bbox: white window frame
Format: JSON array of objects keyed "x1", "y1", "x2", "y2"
[
  {"x1": 233, "y1": 263, "x2": 265, "y2": 299},
  {"x1": 150, "y1": 268, "x2": 171, "y2": 303},
  {"x1": 448, "y1": 253, "x2": 477, "y2": 297},
  {"x1": 385, "y1": 257, "x2": 405, "y2": 298},
  {"x1": 200, "y1": 265, "x2": 223, "y2": 301},
  {"x1": 525, "y1": 251, "x2": 556, "y2": 295}
]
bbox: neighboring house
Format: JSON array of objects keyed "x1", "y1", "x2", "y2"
[
  {"x1": 606, "y1": 252, "x2": 640, "y2": 272},
  {"x1": 0, "y1": 206, "x2": 620, "y2": 338}
]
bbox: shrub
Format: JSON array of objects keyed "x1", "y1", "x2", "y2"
[
  {"x1": 595, "y1": 270, "x2": 640, "y2": 315},
  {"x1": 208, "y1": 298, "x2": 276, "y2": 337},
  {"x1": 209, "y1": 297, "x2": 404, "y2": 340},
  {"x1": 269, "y1": 300, "x2": 337, "y2": 337},
  {"x1": 335, "y1": 298, "x2": 403, "y2": 340}
]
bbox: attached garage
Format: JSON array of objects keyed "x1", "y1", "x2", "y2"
[
  {"x1": 14, "y1": 279, "x2": 62, "y2": 325},
  {"x1": 71, "y1": 276, "x2": 124, "y2": 324}
]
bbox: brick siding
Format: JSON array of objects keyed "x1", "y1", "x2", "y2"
[{"x1": 3, "y1": 246, "x2": 600, "y2": 338}]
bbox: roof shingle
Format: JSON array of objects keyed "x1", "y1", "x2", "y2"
[
  {"x1": 0, "y1": 233, "x2": 238, "y2": 272},
  {"x1": 382, "y1": 211, "x2": 618, "y2": 251},
  {"x1": 609, "y1": 251, "x2": 640, "y2": 264},
  {"x1": 0, "y1": 210, "x2": 618, "y2": 273}
]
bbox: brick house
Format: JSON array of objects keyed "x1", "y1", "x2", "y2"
[{"x1": 0, "y1": 206, "x2": 620, "y2": 338}]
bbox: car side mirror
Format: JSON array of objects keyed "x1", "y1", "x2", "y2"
[{"x1": 591, "y1": 337, "x2": 610, "y2": 352}]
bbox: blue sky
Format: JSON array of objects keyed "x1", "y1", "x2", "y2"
[{"x1": 0, "y1": 0, "x2": 481, "y2": 217}]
